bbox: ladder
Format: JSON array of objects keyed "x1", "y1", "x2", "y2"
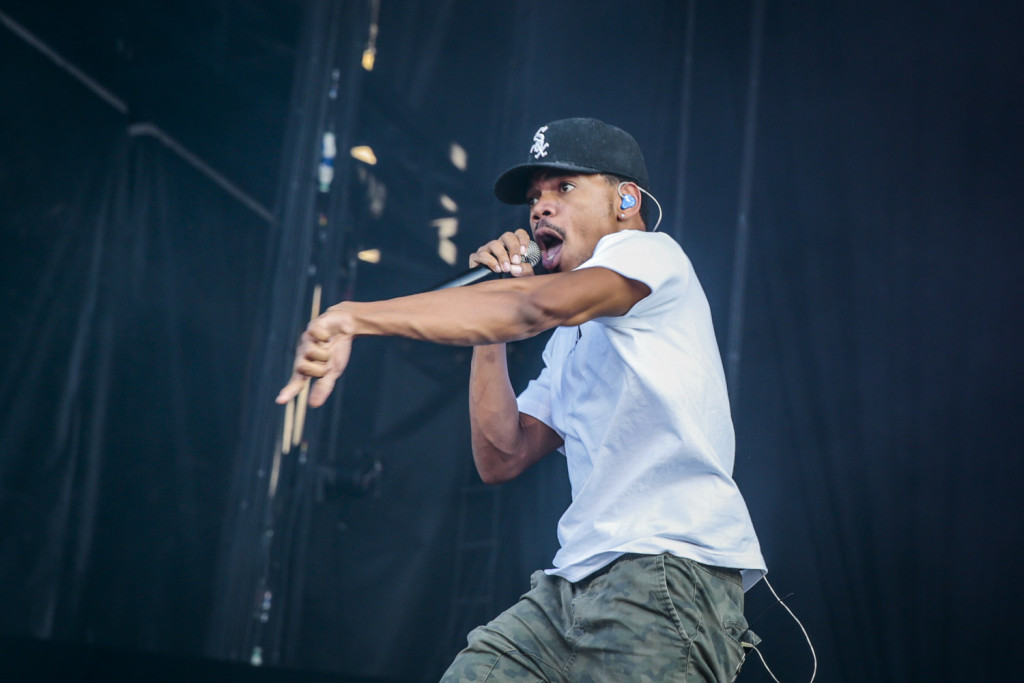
[{"x1": 434, "y1": 477, "x2": 503, "y2": 671}]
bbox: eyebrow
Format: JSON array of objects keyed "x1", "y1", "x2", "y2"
[{"x1": 527, "y1": 173, "x2": 580, "y2": 194}]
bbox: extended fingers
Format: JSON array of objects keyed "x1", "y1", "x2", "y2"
[
  {"x1": 276, "y1": 373, "x2": 307, "y2": 404},
  {"x1": 308, "y1": 371, "x2": 339, "y2": 408},
  {"x1": 275, "y1": 333, "x2": 328, "y2": 404}
]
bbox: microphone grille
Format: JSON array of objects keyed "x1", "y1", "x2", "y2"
[{"x1": 524, "y1": 240, "x2": 541, "y2": 267}]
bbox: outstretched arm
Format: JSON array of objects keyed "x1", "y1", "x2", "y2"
[{"x1": 276, "y1": 231, "x2": 649, "y2": 409}]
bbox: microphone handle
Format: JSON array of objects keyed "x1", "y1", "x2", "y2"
[
  {"x1": 432, "y1": 265, "x2": 494, "y2": 290},
  {"x1": 430, "y1": 240, "x2": 541, "y2": 291}
]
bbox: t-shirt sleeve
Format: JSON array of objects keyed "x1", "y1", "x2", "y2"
[
  {"x1": 577, "y1": 231, "x2": 689, "y2": 320},
  {"x1": 516, "y1": 334, "x2": 557, "y2": 429},
  {"x1": 516, "y1": 364, "x2": 553, "y2": 427}
]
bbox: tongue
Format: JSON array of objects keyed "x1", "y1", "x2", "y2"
[{"x1": 542, "y1": 242, "x2": 563, "y2": 269}]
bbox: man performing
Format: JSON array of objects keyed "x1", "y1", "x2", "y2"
[{"x1": 277, "y1": 118, "x2": 766, "y2": 681}]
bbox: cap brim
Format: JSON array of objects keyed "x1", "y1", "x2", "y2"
[{"x1": 493, "y1": 161, "x2": 605, "y2": 204}]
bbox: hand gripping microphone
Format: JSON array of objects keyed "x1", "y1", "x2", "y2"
[{"x1": 431, "y1": 241, "x2": 541, "y2": 290}]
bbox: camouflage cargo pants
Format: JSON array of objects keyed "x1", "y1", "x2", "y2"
[{"x1": 440, "y1": 553, "x2": 756, "y2": 682}]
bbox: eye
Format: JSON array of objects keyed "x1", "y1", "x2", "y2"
[
  {"x1": 559, "y1": 181, "x2": 575, "y2": 193},
  {"x1": 527, "y1": 196, "x2": 539, "y2": 207}
]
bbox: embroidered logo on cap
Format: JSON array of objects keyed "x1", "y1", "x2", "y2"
[{"x1": 530, "y1": 126, "x2": 549, "y2": 159}]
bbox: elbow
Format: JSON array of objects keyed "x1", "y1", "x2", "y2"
[
  {"x1": 514, "y1": 290, "x2": 560, "y2": 339},
  {"x1": 472, "y1": 444, "x2": 524, "y2": 485},
  {"x1": 477, "y1": 467, "x2": 512, "y2": 486},
  {"x1": 473, "y1": 455, "x2": 519, "y2": 486}
]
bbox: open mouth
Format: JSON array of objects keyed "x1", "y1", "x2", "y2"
[{"x1": 533, "y1": 224, "x2": 565, "y2": 271}]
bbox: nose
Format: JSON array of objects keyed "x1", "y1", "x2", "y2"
[{"x1": 530, "y1": 192, "x2": 557, "y2": 223}]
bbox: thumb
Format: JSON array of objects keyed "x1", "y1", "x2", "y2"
[{"x1": 308, "y1": 370, "x2": 340, "y2": 408}]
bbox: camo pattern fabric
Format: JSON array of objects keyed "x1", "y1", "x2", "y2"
[{"x1": 440, "y1": 553, "x2": 755, "y2": 682}]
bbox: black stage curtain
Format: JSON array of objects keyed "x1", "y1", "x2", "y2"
[
  {"x1": 735, "y1": 3, "x2": 1024, "y2": 680},
  {"x1": 0, "y1": 39, "x2": 270, "y2": 654}
]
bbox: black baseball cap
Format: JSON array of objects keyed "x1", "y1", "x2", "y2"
[{"x1": 493, "y1": 118, "x2": 650, "y2": 204}]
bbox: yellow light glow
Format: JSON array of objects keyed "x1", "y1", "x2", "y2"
[
  {"x1": 449, "y1": 142, "x2": 467, "y2": 171},
  {"x1": 439, "y1": 194, "x2": 458, "y2": 213},
  {"x1": 350, "y1": 145, "x2": 377, "y2": 165},
  {"x1": 358, "y1": 249, "x2": 381, "y2": 264},
  {"x1": 438, "y1": 240, "x2": 457, "y2": 266},
  {"x1": 431, "y1": 217, "x2": 458, "y2": 266},
  {"x1": 362, "y1": 48, "x2": 376, "y2": 71}
]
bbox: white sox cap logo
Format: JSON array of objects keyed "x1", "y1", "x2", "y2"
[{"x1": 530, "y1": 125, "x2": 550, "y2": 159}]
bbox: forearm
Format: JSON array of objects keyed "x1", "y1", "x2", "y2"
[
  {"x1": 329, "y1": 277, "x2": 554, "y2": 346},
  {"x1": 469, "y1": 345, "x2": 520, "y2": 482}
]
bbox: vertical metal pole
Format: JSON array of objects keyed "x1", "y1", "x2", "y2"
[
  {"x1": 726, "y1": 0, "x2": 767, "y2": 402},
  {"x1": 206, "y1": 0, "x2": 368, "y2": 667},
  {"x1": 671, "y1": 0, "x2": 698, "y2": 239}
]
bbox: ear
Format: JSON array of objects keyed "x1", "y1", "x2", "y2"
[{"x1": 616, "y1": 181, "x2": 642, "y2": 220}]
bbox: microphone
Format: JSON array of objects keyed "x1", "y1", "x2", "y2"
[{"x1": 431, "y1": 241, "x2": 541, "y2": 290}]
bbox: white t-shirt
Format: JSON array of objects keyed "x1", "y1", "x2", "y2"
[{"x1": 517, "y1": 230, "x2": 766, "y2": 591}]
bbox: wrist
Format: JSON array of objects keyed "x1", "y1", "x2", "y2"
[{"x1": 325, "y1": 301, "x2": 358, "y2": 337}]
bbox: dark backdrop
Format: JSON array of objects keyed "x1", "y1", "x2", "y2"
[{"x1": 2, "y1": 1, "x2": 1022, "y2": 681}]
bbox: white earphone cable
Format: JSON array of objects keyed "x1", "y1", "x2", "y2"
[
  {"x1": 758, "y1": 574, "x2": 818, "y2": 682},
  {"x1": 639, "y1": 187, "x2": 663, "y2": 232}
]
